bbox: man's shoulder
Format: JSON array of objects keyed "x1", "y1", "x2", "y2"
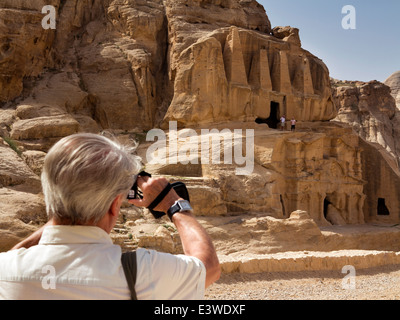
[
  {"x1": 0, "y1": 248, "x2": 25, "y2": 259},
  {"x1": 0, "y1": 248, "x2": 28, "y2": 278},
  {"x1": 134, "y1": 248, "x2": 206, "y2": 299},
  {"x1": 135, "y1": 248, "x2": 205, "y2": 270}
]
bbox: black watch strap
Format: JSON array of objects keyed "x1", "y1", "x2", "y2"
[
  {"x1": 167, "y1": 203, "x2": 180, "y2": 220},
  {"x1": 167, "y1": 200, "x2": 192, "y2": 221}
]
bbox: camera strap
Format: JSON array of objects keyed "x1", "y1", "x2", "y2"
[
  {"x1": 121, "y1": 251, "x2": 138, "y2": 300},
  {"x1": 128, "y1": 171, "x2": 191, "y2": 219},
  {"x1": 147, "y1": 183, "x2": 173, "y2": 211}
]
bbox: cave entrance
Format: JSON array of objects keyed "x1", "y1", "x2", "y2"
[
  {"x1": 266, "y1": 101, "x2": 280, "y2": 129},
  {"x1": 323, "y1": 198, "x2": 332, "y2": 219},
  {"x1": 377, "y1": 198, "x2": 390, "y2": 216}
]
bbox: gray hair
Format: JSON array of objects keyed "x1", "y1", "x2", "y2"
[{"x1": 41, "y1": 133, "x2": 142, "y2": 224}]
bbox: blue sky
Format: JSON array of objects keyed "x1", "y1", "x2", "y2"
[{"x1": 258, "y1": 0, "x2": 400, "y2": 82}]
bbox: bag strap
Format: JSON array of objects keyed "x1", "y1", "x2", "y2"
[{"x1": 121, "y1": 251, "x2": 138, "y2": 300}]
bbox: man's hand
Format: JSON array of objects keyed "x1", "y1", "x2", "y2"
[{"x1": 128, "y1": 175, "x2": 181, "y2": 213}]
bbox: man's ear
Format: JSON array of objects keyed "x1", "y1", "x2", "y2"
[{"x1": 109, "y1": 194, "x2": 123, "y2": 217}]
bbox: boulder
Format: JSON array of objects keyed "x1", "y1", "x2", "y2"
[
  {"x1": 272, "y1": 26, "x2": 301, "y2": 46},
  {"x1": 0, "y1": 188, "x2": 46, "y2": 252},
  {"x1": 0, "y1": 140, "x2": 45, "y2": 252},
  {"x1": 0, "y1": 138, "x2": 41, "y2": 191},
  {"x1": 10, "y1": 115, "x2": 80, "y2": 140}
]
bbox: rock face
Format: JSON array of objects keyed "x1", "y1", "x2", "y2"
[
  {"x1": 385, "y1": 71, "x2": 400, "y2": 107},
  {"x1": 0, "y1": 0, "x2": 58, "y2": 102},
  {"x1": 332, "y1": 79, "x2": 400, "y2": 224},
  {"x1": 332, "y1": 80, "x2": 400, "y2": 164},
  {"x1": 0, "y1": 137, "x2": 46, "y2": 252},
  {"x1": 360, "y1": 139, "x2": 400, "y2": 224},
  {"x1": 1, "y1": 0, "x2": 167, "y2": 135},
  {"x1": 165, "y1": 23, "x2": 335, "y2": 127},
  {"x1": 1, "y1": 0, "x2": 335, "y2": 137}
]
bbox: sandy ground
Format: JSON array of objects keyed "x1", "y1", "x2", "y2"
[{"x1": 204, "y1": 264, "x2": 400, "y2": 300}]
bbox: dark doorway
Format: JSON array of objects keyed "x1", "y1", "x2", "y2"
[
  {"x1": 255, "y1": 101, "x2": 280, "y2": 129},
  {"x1": 280, "y1": 194, "x2": 286, "y2": 217},
  {"x1": 323, "y1": 198, "x2": 331, "y2": 219},
  {"x1": 255, "y1": 117, "x2": 266, "y2": 124},
  {"x1": 266, "y1": 101, "x2": 280, "y2": 129},
  {"x1": 377, "y1": 198, "x2": 390, "y2": 216}
]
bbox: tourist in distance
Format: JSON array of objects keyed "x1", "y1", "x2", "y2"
[
  {"x1": 291, "y1": 117, "x2": 296, "y2": 131},
  {"x1": 280, "y1": 115, "x2": 286, "y2": 131}
]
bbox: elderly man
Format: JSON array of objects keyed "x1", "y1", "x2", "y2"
[{"x1": 0, "y1": 133, "x2": 220, "y2": 299}]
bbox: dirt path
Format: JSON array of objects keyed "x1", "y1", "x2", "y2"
[{"x1": 205, "y1": 264, "x2": 400, "y2": 300}]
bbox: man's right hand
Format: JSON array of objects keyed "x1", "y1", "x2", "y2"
[{"x1": 128, "y1": 175, "x2": 182, "y2": 214}]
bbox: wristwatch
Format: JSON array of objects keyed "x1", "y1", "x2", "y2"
[{"x1": 167, "y1": 200, "x2": 193, "y2": 220}]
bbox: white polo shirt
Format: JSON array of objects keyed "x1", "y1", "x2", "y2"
[{"x1": 0, "y1": 226, "x2": 206, "y2": 300}]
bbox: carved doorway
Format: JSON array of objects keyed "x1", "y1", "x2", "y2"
[
  {"x1": 323, "y1": 197, "x2": 331, "y2": 219},
  {"x1": 266, "y1": 101, "x2": 280, "y2": 129},
  {"x1": 377, "y1": 198, "x2": 390, "y2": 216}
]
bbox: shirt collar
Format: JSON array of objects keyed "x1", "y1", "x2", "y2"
[{"x1": 39, "y1": 225, "x2": 113, "y2": 245}]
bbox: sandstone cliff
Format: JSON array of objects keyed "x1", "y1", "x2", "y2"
[
  {"x1": 1, "y1": 0, "x2": 335, "y2": 135},
  {"x1": 332, "y1": 78, "x2": 400, "y2": 224},
  {"x1": 332, "y1": 80, "x2": 400, "y2": 166},
  {"x1": 163, "y1": 3, "x2": 335, "y2": 127}
]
